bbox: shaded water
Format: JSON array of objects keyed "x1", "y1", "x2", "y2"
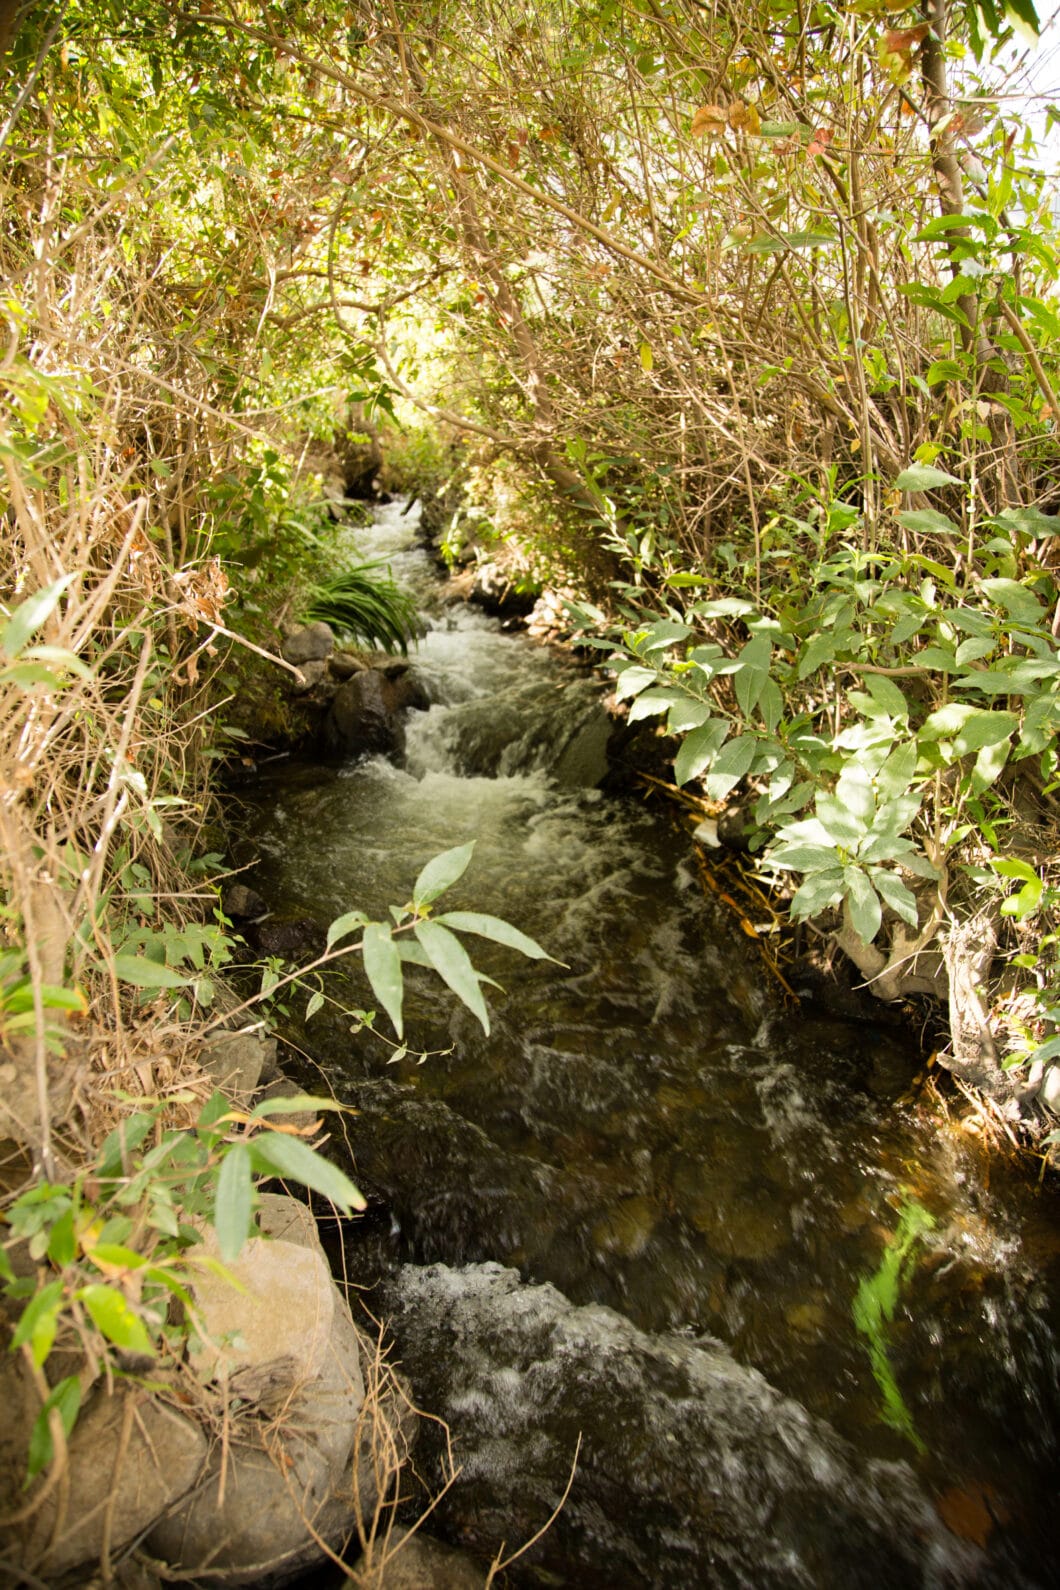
[{"x1": 243, "y1": 502, "x2": 1060, "y2": 1585}]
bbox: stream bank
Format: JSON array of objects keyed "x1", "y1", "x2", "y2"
[{"x1": 228, "y1": 499, "x2": 1060, "y2": 1587}]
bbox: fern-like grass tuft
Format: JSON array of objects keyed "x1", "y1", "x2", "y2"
[{"x1": 302, "y1": 563, "x2": 421, "y2": 654}]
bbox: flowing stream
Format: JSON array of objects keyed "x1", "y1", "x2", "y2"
[{"x1": 242, "y1": 501, "x2": 1060, "y2": 1587}]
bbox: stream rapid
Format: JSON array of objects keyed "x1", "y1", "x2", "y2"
[{"x1": 243, "y1": 501, "x2": 1060, "y2": 1587}]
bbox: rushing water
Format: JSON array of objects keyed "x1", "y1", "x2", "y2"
[{"x1": 242, "y1": 501, "x2": 1060, "y2": 1587}]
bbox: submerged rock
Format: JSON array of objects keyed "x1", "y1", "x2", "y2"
[{"x1": 380, "y1": 1260, "x2": 976, "y2": 1590}]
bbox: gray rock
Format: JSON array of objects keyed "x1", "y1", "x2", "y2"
[
  {"x1": 282, "y1": 622, "x2": 335, "y2": 665},
  {"x1": 148, "y1": 1206, "x2": 373, "y2": 1585},
  {"x1": 1042, "y1": 1061, "x2": 1060, "y2": 1115},
  {"x1": 198, "y1": 1029, "x2": 278, "y2": 1096},
  {"x1": 291, "y1": 657, "x2": 329, "y2": 694},
  {"x1": 222, "y1": 882, "x2": 267, "y2": 920},
  {"x1": 329, "y1": 650, "x2": 367, "y2": 680},
  {"x1": 355, "y1": 1526, "x2": 485, "y2": 1588},
  {"x1": 325, "y1": 668, "x2": 426, "y2": 758},
  {"x1": 187, "y1": 1230, "x2": 346, "y2": 1407},
  {"x1": 19, "y1": 1385, "x2": 207, "y2": 1578}
]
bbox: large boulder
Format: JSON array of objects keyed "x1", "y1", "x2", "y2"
[
  {"x1": 324, "y1": 666, "x2": 429, "y2": 758},
  {"x1": 7, "y1": 1371, "x2": 207, "y2": 1580},
  {"x1": 147, "y1": 1194, "x2": 406, "y2": 1586}
]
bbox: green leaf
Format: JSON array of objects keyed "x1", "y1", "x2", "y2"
[
  {"x1": 972, "y1": 737, "x2": 1010, "y2": 792},
  {"x1": 769, "y1": 843, "x2": 841, "y2": 872},
  {"x1": 857, "y1": 675, "x2": 910, "y2": 720},
  {"x1": 305, "y1": 990, "x2": 325, "y2": 1019},
  {"x1": 434, "y1": 911, "x2": 560, "y2": 963},
  {"x1": 86, "y1": 1243, "x2": 148, "y2": 1272},
  {"x1": 78, "y1": 1284, "x2": 154, "y2": 1356},
  {"x1": 11, "y1": 1280, "x2": 64, "y2": 1368},
  {"x1": 26, "y1": 1376, "x2": 81, "y2": 1485},
  {"x1": 845, "y1": 867, "x2": 882, "y2": 944},
  {"x1": 894, "y1": 464, "x2": 961, "y2": 491},
  {"x1": 613, "y1": 665, "x2": 658, "y2": 701},
  {"x1": 362, "y1": 922, "x2": 404, "y2": 1039},
  {"x1": 325, "y1": 910, "x2": 367, "y2": 950},
  {"x1": 247, "y1": 1132, "x2": 366, "y2": 1212},
  {"x1": 979, "y1": 578, "x2": 1045, "y2": 623},
  {"x1": 251, "y1": 1093, "x2": 344, "y2": 1117},
  {"x1": 704, "y1": 735, "x2": 756, "y2": 801},
  {"x1": 897, "y1": 509, "x2": 960, "y2": 535},
  {"x1": 673, "y1": 719, "x2": 727, "y2": 785},
  {"x1": 920, "y1": 704, "x2": 1018, "y2": 755},
  {"x1": 872, "y1": 870, "x2": 920, "y2": 928},
  {"x1": 734, "y1": 633, "x2": 771, "y2": 718},
  {"x1": 47, "y1": 1208, "x2": 77, "y2": 1268},
  {"x1": 790, "y1": 869, "x2": 845, "y2": 918},
  {"x1": 0, "y1": 576, "x2": 75, "y2": 659},
  {"x1": 413, "y1": 919, "x2": 491, "y2": 1034},
  {"x1": 214, "y1": 1143, "x2": 254, "y2": 1263},
  {"x1": 412, "y1": 841, "x2": 476, "y2": 910},
  {"x1": 113, "y1": 956, "x2": 191, "y2": 989},
  {"x1": 626, "y1": 687, "x2": 679, "y2": 723},
  {"x1": 667, "y1": 697, "x2": 714, "y2": 733}
]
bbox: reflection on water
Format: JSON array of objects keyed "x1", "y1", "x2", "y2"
[{"x1": 242, "y1": 501, "x2": 1060, "y2": 1585}]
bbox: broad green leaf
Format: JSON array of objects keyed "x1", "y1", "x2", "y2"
[
  {"x1": 326, "y1": 910, "x2": 367, "y2": 950},
  {"x1": 734, "y1": 633, "x2": 771, "y2": 718},
  {"x1": 994, "y1": 505, "x2": 1060, "y2": 537},
  {"x1": 86, "y1": 1243, "x2": 148, "y2": 1272},
  {"x1": 412, "y1": 841, "x2": 476, "y2": 909},
  {"x1": 0, "y1": 575, "x2": 75, "y2": 659},
  {"x1": 815, "y1": 791, "x2": 865, "y2": 845},
  {"x1": 251, "y1": 1093, "x2": 345, "y2": 1117},
  {"x1": 872, "y1": 870, "x2": 920, "y2": 928},
  {"x1": 413, "y1": 919, "x2": 491, "y2": 1034},
  {"x1": 627, "y1": 687, "x2": 680, "y2": 723},
  {"x1": 305, "y1": 990, "x2": 325, "y2": 1019},
  {"x1": 632, "y1": 619, "x2": 692, "y2": 653},
  {"x1": 836, "y1": 763, "x2": 876, "y2": 827},
  {"x1": 704, "y1": 735, "x2": 757, "y2": 801},
  {"x1": 758, "y1": 677, "x2": 783, "y2": 735},
  {"x1": 11, "y1": 1280, "x2": 64, "y2": 1367},
  {"x1": 247, "y1": 1133, "x2": 366, "y2": 1212},
  {"x1": 797, "y1": 631, "x2": 839, "y2": 679},
  {"x1": 613, "y1": 665, "x2": 658, "y2": 702},
  {"x1": 214, "y1": 1143, "x2": 254, "y2": 1262},
  {"x1": 845, "y1": 867, "x2": 882, "y2": 944},
  {"x1": 920, "y1": 704, "x2": 1018, "y2": 755},
  {"x1": 113, "y1": 956, "x2": 190, "y2": 989},
  {"x1": 362, "y1": 922, "x2": 404, "y2": 1038},
  {"x1": 434, "y1": 911, "x2": 560, "y2": 963},
  {"x1": 790, "y1": 869, "x2": 845, "y2": 918},
  {"x1": 894, "y1": 464, "x2": 961, "y2": 491},
  {"x1": 667, "y1": 697, "x2": 714, "y2": 733},
  {"x1": 769, "y1": 843, "x2": 841, "y2": 872},
  {"x1": 673, "y1": 718, "x2": 727, "y2": 785},
  {"x1": 897, "y1": 509, "x2": 960, "y2": 535},
  {"x1": 979, "y1": 578, "x2": 1045, "y2": 623},
  {"x1": 78, "y1": 1284, "x2": 154, "y2": 1356},
  {"x1": 857, "y1": 674, "x2": 909, "y2": 720},
  {"x1": 972, "y1": 737, "x2": 1010, "y2": 792},
  {"x1": 26, "y1": 1376, "x2": 81, "y2": 1485},
  {"x1": 47, "y1": 1208, "x2": 76, "y2": 1268}
]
